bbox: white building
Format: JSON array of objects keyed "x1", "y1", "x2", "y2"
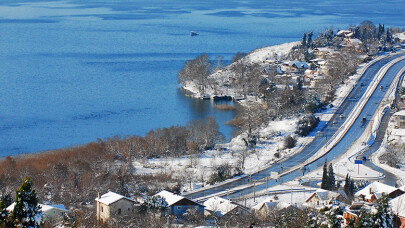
[
  {"x1": 154, "y1": 190, "x2": 204, "y2": 216},
  {"x1": 203, "y1": 196, "x2": 250, "y2": 217},
  {"x1": 253, "y1": 199, "x2": 293, "y2": 216},
  {"x1": 95, "y1": 191, "x2": 136, "y2": 223},
  {"x1": 7, "y1": 202, "x2": 70, "y2": 222},
  {"x1": 355, "y1": 181, "x2": 404, "y2": 203},
  {"x1": 304, "y1": 189, "x2": 346, "y2": 208}
]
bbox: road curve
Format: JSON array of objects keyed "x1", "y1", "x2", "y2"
[{"x1": 184, "y1": 53, "x2": 405, "y2": 200}]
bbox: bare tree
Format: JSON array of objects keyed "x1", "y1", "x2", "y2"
[{"x1": 177, "y1": 54, "x2": 211, "y2": 94}]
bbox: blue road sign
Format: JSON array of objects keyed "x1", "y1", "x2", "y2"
[{"x1": 355, "y1": 160, "x2": 363, "y2": 164}]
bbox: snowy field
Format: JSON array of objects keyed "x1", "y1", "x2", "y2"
[{"x1": 133, "y1": 44, "x2": 393, "y2": 192}]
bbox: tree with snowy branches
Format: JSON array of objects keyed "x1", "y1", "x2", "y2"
[
  {"x1": 319, "y1": 200, "x2": 344, "y2": 228},
  {"x1": 0, "y1": 198, "x2": 9, "y2": 227},
  {"x1": 11, "y1": 177, "x2": 42, "y2": 227},
  {"x1": 140, "y1": 195, "x2": 168, "y2": 214},
  {"x1": 355, "y1": 208, "x2": 373, "y2": 228},
  {"x1": 372, "y1": 195, "x2": 393, "y2": 228}
]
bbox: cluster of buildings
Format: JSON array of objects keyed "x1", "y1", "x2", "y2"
[
  {"x1": 91, "y1": 181, "x2": 405, "y2": 227},
  {"x1": 5, "y1": 180, "x2": 403, "y2": 226},
  {"x1": 343, "y1": 182, "x2": 405, "y2": 226}
]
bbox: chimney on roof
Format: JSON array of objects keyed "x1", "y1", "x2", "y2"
[{"x1": 369, "y1": 188, "x2": 372, "y2": 195}]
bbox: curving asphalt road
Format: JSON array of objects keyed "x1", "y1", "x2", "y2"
[
  {"x1": 359, "y1": 109, "x2": 398, "y2": 187},
  {"x1": 184, "y1": 54, "x2": 405, "y2": 200}
]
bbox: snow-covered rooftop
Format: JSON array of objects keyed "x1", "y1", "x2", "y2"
[
  {"x1": 355, "y1": 182, "x2": 398, "y2": 197},
  {"x1": 349, "y1": 38, "x2": 362, "y2": 44},
  {"x1": 393, "y1": 32, "x2": 405, "y2": 41},
  {"x1": 390, "y1": 193, "x2": 405, "y2": 218},
  {"x1": 337, "y1": 30, "x2": 351, "y2": 36},
  {"x1": 155, "y1": 190, "x2": 186, "y2": 206},
  {"x1": 95, "y1": 191, "x2": 135, "y2": 206},
  {"x1": 7, "y1": 202, "x2": 69, "y2": 213},
  {"x1": 314, "y1": 47, "x2": 336, "y2": 54},
  {"x1": 393, "y1": 110, "x2": 405, "y2": 117},
  {"x1": 253, "y1": 199, "x2": 291, "y2": 211},
  {"x1": 306, "y1": 189, "x2": 341, "y2": 202},
  {"x1": 203, "y1": 196, "x2": 238, "y2": 216}
]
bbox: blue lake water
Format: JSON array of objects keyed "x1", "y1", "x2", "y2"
[{"x1": 1, "y1": 0, "x2": 405, "y2": 156}]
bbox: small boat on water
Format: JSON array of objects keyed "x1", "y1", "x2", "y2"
[
  {"x1": 190, "y1": 31, "x2": 198, "y2": 36},
  {"x1": 201, "y1": 94, "x2": 210, "y2": 100}
]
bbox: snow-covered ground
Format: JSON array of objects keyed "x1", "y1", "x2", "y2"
[
  {"x1": 302, "y1": 55, "x2": 405, "y2": 183},
  {"x1": 133, "y1": 47, "x2": 393, "y2": 193},
  {"x1": 241, "y1": 181, "x2": 317, "y2": 208},
  {"x1": 371, "y1": 110, "x2": 405, "y2": 186},
  {"x1": 182, "y1": 41, "x2": 300, "y2": 99},
  {"x1": 394, "y1": 32, "x2": 405, "y2": 42}
]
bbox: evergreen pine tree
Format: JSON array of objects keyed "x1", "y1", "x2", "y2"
[
  {"x1": 302, "y1": 33, "x2": 307, "y2": 48},
  {"x1": 321, "y1": 200, "x2": 344, "y2": 228},
  {"x1": 350, "y1": 179, "x2": 355, "y2": 197},
  {"x1": 0, "y1": 198, "x2": 9, "y2": 226},
  {"x1": 1, "y1": 193, "x2": 13, "y2": 207},
  {"x1": 328, "y1": 163, "x2": 336, "y2": 190},
  {"x1": 386, "y1": 29, "x2": 392, "y2": 43},
  {"x1": 321, "y1": 160, "x2": 329, "y2": 190},
  {"x1": 377, "y1": 24, "x2": 382, "y2": 40},
  {"x1": 307, "y1": 31, "x2": 313, "y2": 48},
  {"x1": 344, "y1": 174, "x2": 350, "y2": 195},
  {"x1": 372, "y1": 195, "x2": 393, "y2": 228},
  {"x1": 11, "y1": 177, "x2": 42, "y2": 227},
  {"x1": 344, "y1": 174, "x2": 355, "y2": 199},
  {"x1": 356, "y1": 208, "x2": 373, "y2": 228}
]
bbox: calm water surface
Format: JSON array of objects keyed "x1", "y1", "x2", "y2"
[{"x1": 1, "y1": 0, "x2": 405, "y2": 156}]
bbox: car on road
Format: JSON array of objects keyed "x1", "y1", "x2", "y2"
[
  {"x1": 360, "y1": 82, "x2": 364, "y2": 86},
  {"x1": 340, "y1": 114, "x2": 344, "y2": 118}
]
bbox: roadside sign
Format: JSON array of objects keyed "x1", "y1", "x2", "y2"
[{"x1": 355, "y1": 160, "x2": 363, "y2": 164}]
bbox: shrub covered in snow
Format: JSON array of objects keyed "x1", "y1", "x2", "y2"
[
  {"x1": 140, "y1": 195, "x2": 168, "y2": 213},
  {"x1": 284, "y1": 135, "x2": 297, "y2": 149},
  {"x1": 295, "y1": 114, "x2": 320, "y2": 137},
  {"x1": 208, "y1": 163, "x2": 242, "y2": 185}
]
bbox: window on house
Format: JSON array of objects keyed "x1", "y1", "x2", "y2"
[
  {"x1": 118, "y1": 208, "x2": 121, "y2": 215},
  {"x1": 177, "y1": 206, "x2": 182, "y2": 210},
  {"x1": 101, "y1": 206, "x2": 103, "y2": 212}
]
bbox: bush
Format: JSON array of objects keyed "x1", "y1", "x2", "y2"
[
  {"x1": 284, "y1": 136, "x2": 297, "y2": 149},
  {"x1": 274, "y1": 152, "x2": 280, "y2": 159},
  {"x1": 208, "y1": 163, "x2": 241, "y2": 185},
  {"x1": 296, "y1": 115, "x2": 320, "y2": 136}
]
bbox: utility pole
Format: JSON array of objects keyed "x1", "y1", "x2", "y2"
[
  {"x1": 290, "y1": 186, "x2": 293, "y2": 205},
  {"x1": 254, "y1": 181, "x2": 256, "y2": 202}
]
